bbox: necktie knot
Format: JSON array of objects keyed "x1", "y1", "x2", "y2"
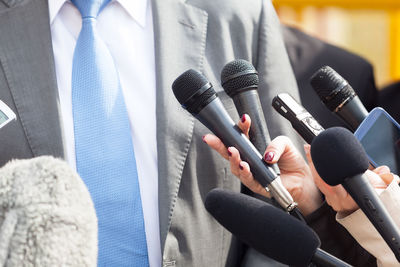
[{"x1": 71, "y1": 0, "x2": 111, "y2": 18}]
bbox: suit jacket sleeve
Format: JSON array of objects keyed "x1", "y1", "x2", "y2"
[{"x1": 306, "y1": 201, "x2": 377, "y2": 266}]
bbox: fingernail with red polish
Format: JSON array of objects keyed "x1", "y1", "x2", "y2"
[
  {"x1": 202, "y1": 135, "x2": 207, "y2": 144},
  {"x1": 241, "y1": 114, "x2": 246, "y2": 123},
  {"x1": 264, "y1": 151, "x2": 274, "y2": 162},
  {"x1": 227, "y1": 148, "x2": 233, "y2": 157},
  {"x1": 239, "y1": 163, "x2": 244, "y2": 170}
]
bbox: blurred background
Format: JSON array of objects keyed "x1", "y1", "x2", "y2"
[{"x1": 273, "y1": 0, "x2": 400, "y2": 88}]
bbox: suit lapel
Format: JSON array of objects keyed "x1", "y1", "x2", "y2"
[
  {"x1": 152, "y1": 0, "x2": 208, "y2": 251},
  {"x1": 0, "y1": 0, "x2": 64, "y2": 158},
  {"x1": 0, "y1": 0, "x2": 208, "y2": 253}
]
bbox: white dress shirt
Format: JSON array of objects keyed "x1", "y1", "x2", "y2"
[{"x1": 49, "y1": 1, "x2": 160, "y2": 266}]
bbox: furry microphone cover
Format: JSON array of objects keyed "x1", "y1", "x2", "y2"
[{"x1": 0, "y1": 156, "x2": 97, "y2": 266}]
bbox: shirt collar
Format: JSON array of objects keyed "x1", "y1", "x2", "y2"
[
  {"x1": 48, "y1": 0, "x2": 149, "y2": 27},
  {"x1": 48, "y1": 0, "x2": 66, "y2": 25},
  {"x1": 118, "y1": 0, "x2": 148, "y2": 27}
]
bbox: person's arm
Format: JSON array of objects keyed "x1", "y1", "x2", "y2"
[
  {"x1": 304, "y1": 199, "x2": 378, "y2": 266},
  {"x1": 305, "y1": 146, "x2": 398, "y2": 266},
  {"x1": 337, "y1": 176, "x2": 400, "y2": 267},
  {"x1": 205, "y1": 127, "x2": 377, "y2": 266},
  {"x1": 203, "y1": 115, "x2": 322, "y2": 216}
]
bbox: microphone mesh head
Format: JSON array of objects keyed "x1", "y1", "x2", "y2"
[
  {"x1": 310, "y1": 66, "x2": 345, "y2": 99},
  {"x1": 172, "y1": 69, "x2": 210, "y2": 105},
  {"x1": 309, "y1": 66, "x2": 356, "y2": 111},
  {"x1": 311, "y1": 127, "x2": 370, "y2": 185},
  {"x1": 172, "y1": 69, "x2": 217, "y2": 114},
  {"x1": 205, "y1": 189, "x2": 320, "y2": 266},
  {"x1": 220, "y1": 59, "x2": 258, "y2": 96}
]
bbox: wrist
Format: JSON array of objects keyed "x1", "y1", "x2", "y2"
[
  {"x1": 298, "y1": 189, "x2": 324, "y2": 216},
  {"x1": 297, "y1": 168, "x2": 324, "y2": 216}
]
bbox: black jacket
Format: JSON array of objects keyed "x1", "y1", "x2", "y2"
[{"x1": 284, "y1": 25, "x2": 378, "y2": 267}]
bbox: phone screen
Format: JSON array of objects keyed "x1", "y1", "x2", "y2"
[
  {"x1": 359, "y1": 112, "x2": 400, "y2": 174},
  {"x1": 0, "y1": 109, "x2": 8, "y2": 125}
]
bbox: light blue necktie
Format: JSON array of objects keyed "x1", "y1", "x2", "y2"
[{"x1": 71, "y1": 0, "x2": 149, "y2": 266}]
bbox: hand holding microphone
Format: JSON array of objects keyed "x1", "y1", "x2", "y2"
[
  {"x1": 203, "y1": 115, "x2": 270, "y2": 198},
  {"x1": 205, "y1": 130, "x2": 323, "y2": 216},
  {"x1": 305, "y1": 144, "x2": 391, "y2": 215},
  {"x1": 310, "y1": 127, "x2": 400, "y2": 261},
  {"x1": 220, "y1": 59, "x2": 280, "y2": 176},
  {"x1": 172, "y1": 69, "x2": 295, "y2": 211}
]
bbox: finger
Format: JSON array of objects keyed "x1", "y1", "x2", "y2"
[
  {"x1": 380, "y1": 174, "x2": 394, "y2": 186},
  {"x1": 203, "y1": 134, "x2": 229, "y2": 159},
  {"x1": 365, "y1": 170, "x2": 387, "y2": 189},
  {"x1": 306, "y1": 144, "x2": 359, "y2": 212},
  {"x1": 264, "y1": 136, "x2": 292, "y2": 164},
  {"x1": 238, "y1": 114, "x2": 251, "y2": 138},
  {"x1": 238, "y1": 161, "x2": 269, "y2": 197},
  {"x1": 228, "y1": 147, "x2": 241, "y2": 176},
  {"x1": 373, "y1": 165, "x2": 391, "y2": 175},
  {"x1": 394, "y1": 175, "x2": 400, "y2": 184}
]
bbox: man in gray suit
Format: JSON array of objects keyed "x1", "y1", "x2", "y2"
[{"x1": 0, "y1": 0, "x2": 303, "y2": 266}]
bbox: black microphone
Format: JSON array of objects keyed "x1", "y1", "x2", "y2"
[
  {"x1": 310, "y1": 66, "x2": 368, "y2": 131},
  {"x1": 220, "y1": 59, "x2": 280, "y2": 176},
  {"x1": 311, "y1": 127, "x2": 400, "y2": 262},
  {"x1": 205, "y1": 188, "x2": 352, "y2": 267},
  {"x1": 172, "y1": 69, "x2": 296, "y2": 211},
  {"x1": 272, "y1": 92, "x2": 325, "y2": 144}
]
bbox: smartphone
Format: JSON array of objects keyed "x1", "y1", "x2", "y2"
[
  {"x1": 0, "y1": 99, "x2": 16, "y2": 130},
  {"x1": 272, "y1": 93, "x2": 324, "y2": 144},
  {"x1": 354, "y1": 107, "x2": 400, "y2": 174}
]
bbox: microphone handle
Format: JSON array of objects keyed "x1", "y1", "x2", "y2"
[
  {"x1": 231, "y1": 90, "x2": 280, "y2": 175},
  {"x1": 313, "y1": 248, "x2": 353, "y2": 267},
  {"x1": 343, "y1": 174, "x2": 400, "y2": 261},
  {"x1": 197, "y1": 98, "x2": 276, "y2": 186},
  {"x1": 196, "y1": 98, "x2": 295, "y2": 210},
  {"x1": 336, "y1": 96, "x2": 368, "y2": 131}
]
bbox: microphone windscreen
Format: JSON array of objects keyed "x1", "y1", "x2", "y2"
[
  {"x1": 220, "y1": 59, "x2": 258, "y2": 96},
  {"x1": 205, "y1": 188, "x2": 320, "y2": 266},
  {"x1": 310, "y1": 127, "x2": 370, "y2": 185},
  {"x1": 0, "y1": 156, "x2": 97, "y2": 266}
]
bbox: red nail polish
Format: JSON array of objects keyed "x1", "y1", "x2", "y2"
[
  {"x1": 264, "y1": 152, "x2": 274, "y2": 162},
  {"x1": 239, "y1": 163, "x2": 244, "y2": 170},
  {"x1": 227, "y1": 148, "x2": 232, "y2": 157},
  {"x1": 241, "y1": 114, "x2": 246, "y2": 123},
  {"x1": 202, "y1": 135, "x2": 207, "y2": 144}
]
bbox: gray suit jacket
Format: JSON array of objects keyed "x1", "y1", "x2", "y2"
[{"x1": 0, "y1": 0, "x2": 301, "y2": 266}]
